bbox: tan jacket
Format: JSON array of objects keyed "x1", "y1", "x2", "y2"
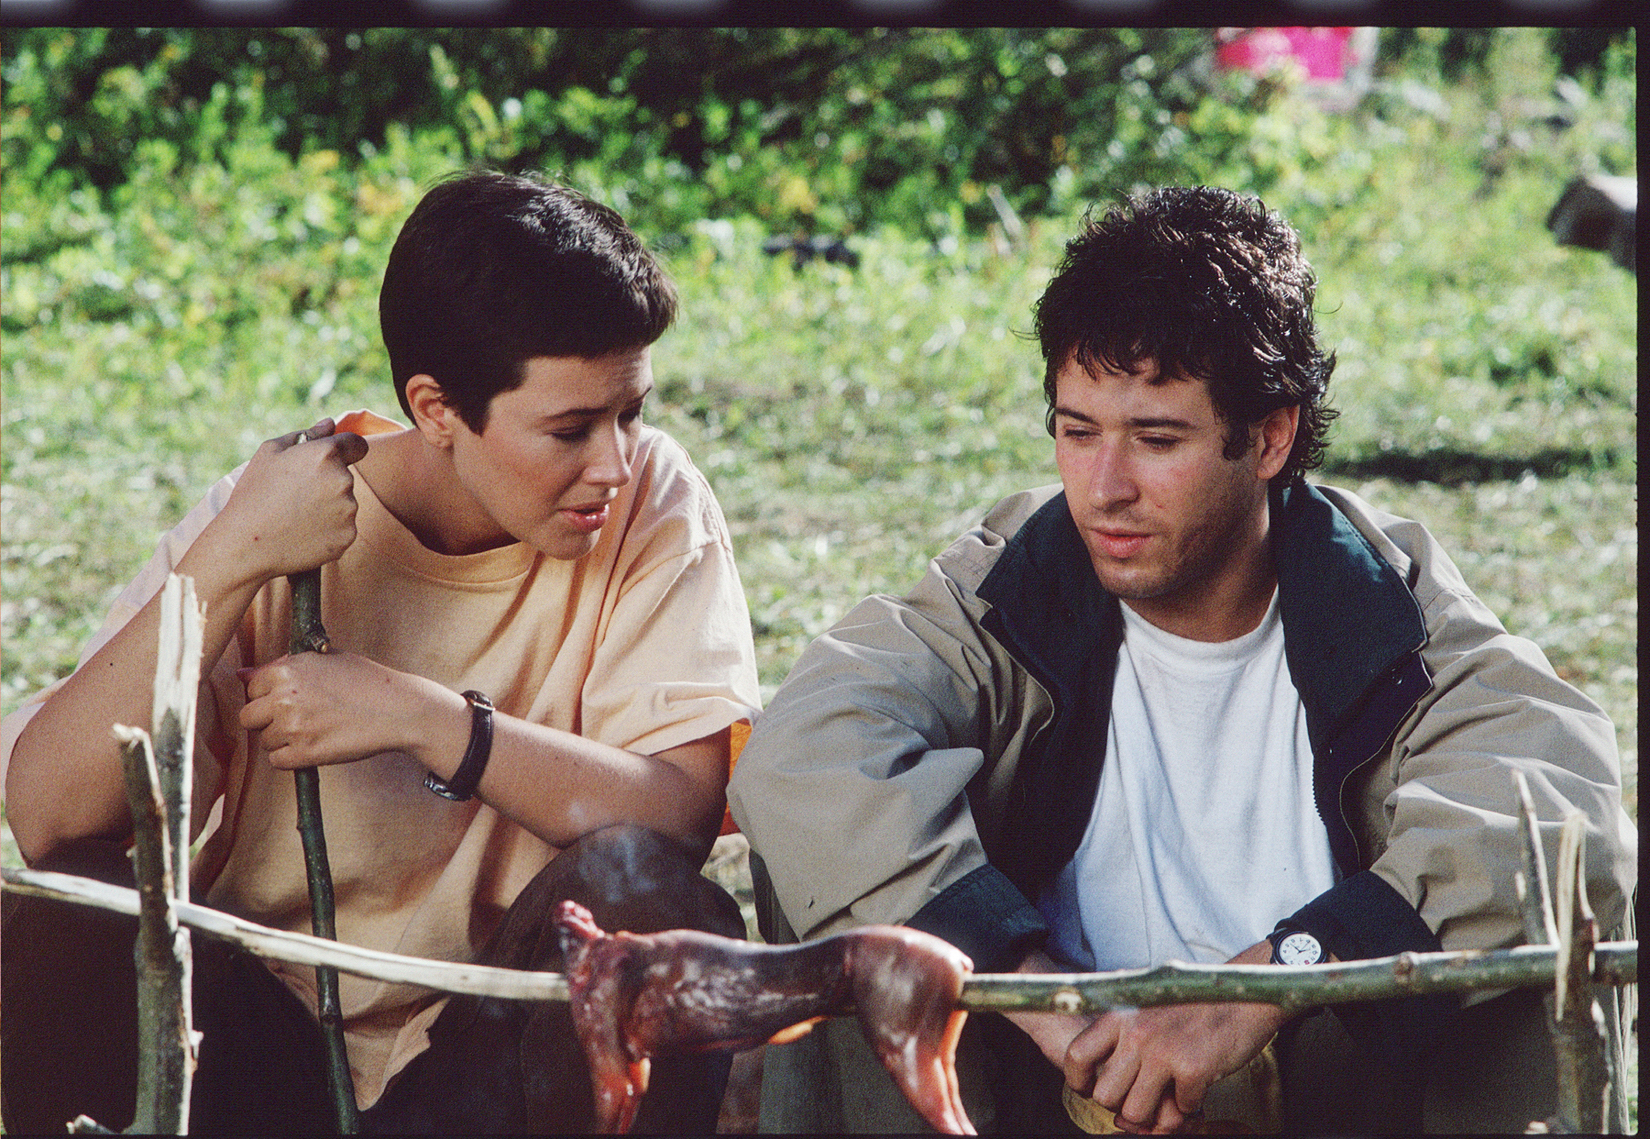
[{"x1": 729, "y1": 480, "x2": 1634, "y2": 1124}]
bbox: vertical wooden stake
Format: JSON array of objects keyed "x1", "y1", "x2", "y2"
[
  {"x1": 150, "y1": 574, "x2": 202, "y2": 898},
  {"x1": 116, "y1": 727, "x2": 191, "y2": 1134},
  {"x1": 1550, "y1": 814, "x2": 1613, "y2": 1133},
  {"x1": 288, "y1": 564, "x2": 361, "y2": 1134},
  {"x1": 1513, "y1": 773, "x2": 1619, "y2": 1133},
  {"x1": 110, "y1": 573, "x2": 203, "y2": 1134},
  {"x1": 1513, "y1": 771, "x2": 1558, "y2": 948}
]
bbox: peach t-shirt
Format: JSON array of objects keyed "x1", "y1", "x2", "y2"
[{"x1": 1, "y1": 410, "x2": 761, "y2": 1107}]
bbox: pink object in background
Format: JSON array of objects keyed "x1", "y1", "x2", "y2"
[
  {"x1": 1213, "y1": 27, "x2": 1376, "y2": 110},
  {"x1": 1216, "y1": 27, "x2": 1357, "y2": 80}
]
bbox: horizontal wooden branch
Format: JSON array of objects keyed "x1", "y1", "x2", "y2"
[
  {"x1": 957, "y1": 944, "x2": 1637, "y2": 1015},
  {"x1": 4, "y1": 866, "x2": 1635, "y2": 1015},
  {"x1": 4, "y1": 867, "x2": 570, "y2": 1003}
]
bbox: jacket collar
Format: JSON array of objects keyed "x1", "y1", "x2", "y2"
[
  {"x1": 1269, "y1": 481, "x2": 1429, "y2": 748},
  {"x1": 974, "y1": 493, "x2": 1117, "y2": 887},
  {"x1": 978, "y1": 481, "x2": 1427, "y2": 744},
  {"x1": 977, "y1": 489, "x2": 1115, "y2": 659}
]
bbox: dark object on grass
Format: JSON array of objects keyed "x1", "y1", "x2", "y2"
[
  {"x1": 1547, "y1": 174, "x2": 1636, "y2": 272},
  {"x1": 762, "y1": 234, "x2": 862, "y2": 269}
]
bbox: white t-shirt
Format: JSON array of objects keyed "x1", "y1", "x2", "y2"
[{"x1": 1039, "y1": 590, "x2": 1337, "y2": 970}]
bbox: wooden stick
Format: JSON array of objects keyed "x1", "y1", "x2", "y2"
[
  {"x1": 3, "y1": 868, "x2": 572, "y2": 1001},
  {"x1": 150, "y1": 573, "x2": 201, "y2": 896},
  {"x1": 955, "y1": 942, "x2": 1640, "y2": 1015},
  {"x1": 1553, "y1": 814, "x2": 1585, "y2": 1018},
  {"x1": 1514, "y1": 770, "x2": 1559, "y2": 948},
  {"x1": 288, "y1": 563, "x2": 331, "y2": 657},
  {"x1": 111, "y1": 573, "x2": 203, "y2": 1135},
  {"x1": 287, "y1": 563, "x2": 359, "y2": 1134},
  {"x1": 1515, "y1": 774, "x2": 1622, "y2": 1133},
  {"x1": 115, "y1": 726, "x2": 191, "y2": 1134},
  {"x1": 1549, "y1": 813, "x2": 1613, "y2": 1133},
  {"x1": 3, "y1": 867, "x2": 1633, "y2": 1011}
]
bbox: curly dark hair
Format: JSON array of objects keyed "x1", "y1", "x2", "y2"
[
  {"x1": 379, "y1": 170, "x2": 677, "y2": 433},
  {"x1": 1032, "y1": 186, "x2": 1337, "y2": 484}
]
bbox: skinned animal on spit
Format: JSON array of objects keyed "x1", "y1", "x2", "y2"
[{"x1": 555, "y1": 899, "x2": 975, "y2": 1134}]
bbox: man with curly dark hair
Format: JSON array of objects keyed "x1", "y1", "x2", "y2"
[
  {"x1": 1033, "y1": 186, "x2": 1338, "y2": 484},
  {"x1": 730, "y1": 187, "x2": 1635, "y2": 1133}
]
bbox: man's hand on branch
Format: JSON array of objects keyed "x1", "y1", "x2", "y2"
[{"x1": 1061, "y1": 939, "x2": 1290, "y2": 1134}]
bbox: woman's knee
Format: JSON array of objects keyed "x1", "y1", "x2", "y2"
[
  {"x1": 24, "y1": 834, "x2": 137, "y2": 882},
  {"x1": 559, "y1": 823, "x2": 703, "y2": 892},
  {"x1": 483, "y1": 825, "x2": 742, "y2": 972},
  {"x1": 554, "y1": 823, "x2": 744, "y2": 939},
  {"x1": 2, "y1": 836, "x2": 142, "y2": 980}
]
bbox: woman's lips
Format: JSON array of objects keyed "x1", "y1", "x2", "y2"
[{"x1": 561, "y1": 504, "x2": 611, "y2": 533}]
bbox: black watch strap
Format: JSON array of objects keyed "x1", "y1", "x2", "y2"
[{"x1": 424, "y1": 690, "x2": 495, "y2": 802}]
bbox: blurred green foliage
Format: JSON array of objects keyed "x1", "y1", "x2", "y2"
[
  {"x1": 8, "y1": 26, "x2": 1631, "y2": 243},
  {"x1": 0, "y1": 28, "x2": 1197, "y2": 239}
]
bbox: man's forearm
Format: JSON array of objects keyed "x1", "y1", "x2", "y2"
[{"x1": 1003, "y1": 947, "x2": 1096, "y2": 1069}]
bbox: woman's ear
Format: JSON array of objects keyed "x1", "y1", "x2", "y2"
[{"x1": 405, "y1": 374, "x2": 455, "y2": 448}]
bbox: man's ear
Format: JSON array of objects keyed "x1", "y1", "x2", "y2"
[
  {"x1": 405, "y1": 374, "x2": 456, "y2": 448},
  {"x1": 1255, "y1": 404, "x2": 1300, "y2": 481}
]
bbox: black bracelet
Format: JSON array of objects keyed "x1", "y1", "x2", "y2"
[{"x1": 424, "y1": 690, "x2": 495, "y2": 802}]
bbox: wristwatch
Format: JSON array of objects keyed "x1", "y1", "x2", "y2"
[
  {"x1": 424, "y1": 689, "x2": 496, "y2": 802},
  {"x1": 1268, "y1": 927, "x2": 1325, "y2": 966}
]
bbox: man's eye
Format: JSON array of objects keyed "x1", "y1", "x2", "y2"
[{"x1": 552, "y1": 428, "x2": 590, "y2": 442}]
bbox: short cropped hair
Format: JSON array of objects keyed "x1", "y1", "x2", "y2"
[
  {"x1": 379, "y1": 170, "x2": 677, "y2": 432},
  {"x1": 1033, "y1": 186, "x2": 1337, "y2": 484}
]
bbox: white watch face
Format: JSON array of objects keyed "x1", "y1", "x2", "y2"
[{"x1": 1277, "y1": 931, "x2": 1323, "y2": 965}]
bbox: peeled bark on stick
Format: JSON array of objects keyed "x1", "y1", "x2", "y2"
[
  {"x1": 116, "y1": 726, "x2": 192, "y2": 1135},
  {"x1": 1514, "y1": 770, "x2": 1561, "y2": 949},
  {"x1": 288, "y1": 565, "x2": 360, "y2": 1134},
  {"x1": 1550, "y1": 814, "x2": 1615, "y2": 1133},
  {"x1": 3, "y1": 867, "x2": 575, "y2": 999},
  {"x1": 110, "y1": 572, "x2": 202, "y2": 1134},
  {"x1": 149, "y1": 574, "x2": 200, "y2": 895}
]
